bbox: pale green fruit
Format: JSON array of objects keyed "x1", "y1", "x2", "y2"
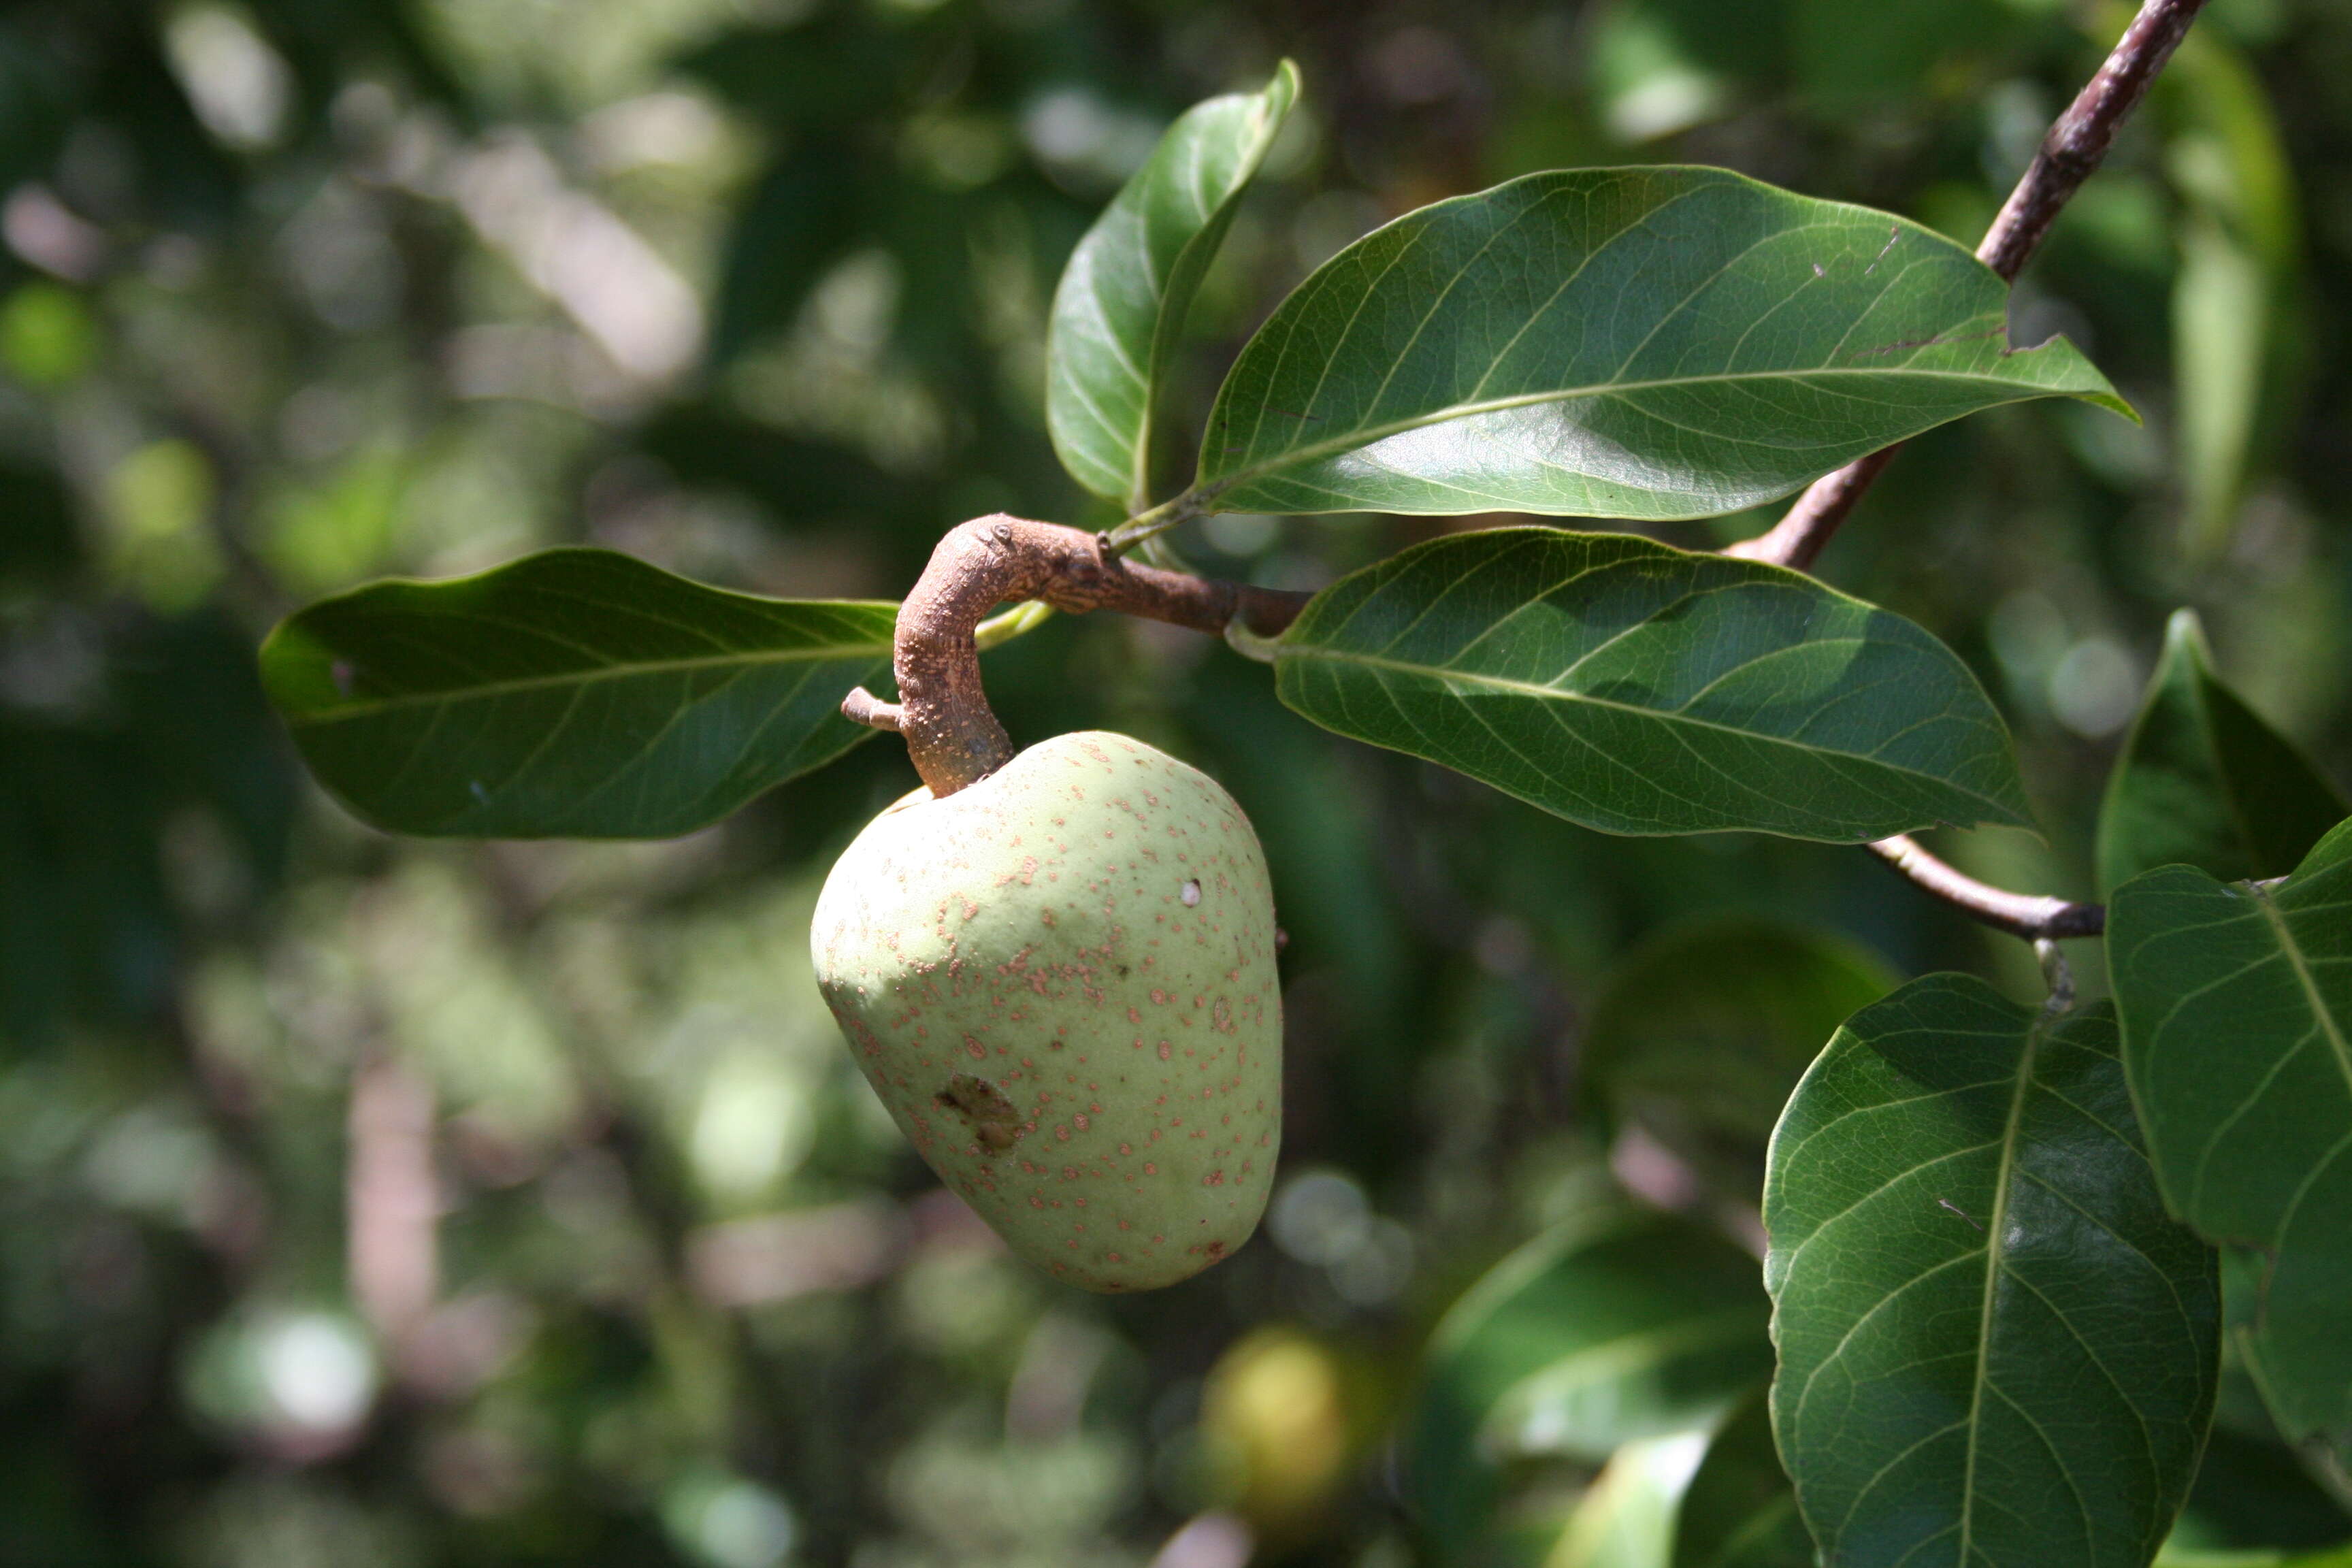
[{"x1": 812, "y1": 730, "x2": 1281, "y2": 1292}]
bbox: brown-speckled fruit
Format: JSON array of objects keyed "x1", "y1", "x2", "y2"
[{"x1": 811, "y1": 730, "x2": 1281, "y2": 1291}]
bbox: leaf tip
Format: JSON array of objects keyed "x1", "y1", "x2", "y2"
[
  {"x1": 1266, "y1": 56, "x2": 1303, "y2": 107},
  {"x1": 2160, "y1": 606, "x2": 2209, "y2": 660},
  {"x1": 2089, "y1": 388, "x2": 2143, "y2": 425}
]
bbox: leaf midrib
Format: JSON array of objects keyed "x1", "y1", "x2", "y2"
[
  {"x1": 1204, "y1": 355, "x2": 2047, "y2": 500},
  {"x1": 287, "y1": 640, "x2": 893, "y2": 723},
  {"x1": 1956, "y1": 1006, "x2": 2048, "y2": 1565},
  {"x1": 2249, "y1": 881, "x2": 2352, "y2": 1102},
  {"x1": 1277, "y1": 644, "x2": 2005, "y2": 807}
]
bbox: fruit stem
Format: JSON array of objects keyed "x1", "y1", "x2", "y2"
[{"x1": 844, "y1": 514, "x2": 1313, "y2": 796}]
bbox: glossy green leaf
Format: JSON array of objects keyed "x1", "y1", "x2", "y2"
[
  {"x1": 1590, "y1": 916, "x2": 1897, "y2": 1177},
  {"x1": 1410, "y1": 1209, "x2": 1775, "y2": 1556},
  {"x1": 2096, "y1": 610, "x2": 2345, "y2": 895},
  {"x1": 1765, "y1": 978, "x2": 2221, "y2": 1568},
  {"x1": 1046, "y1": 61, "x2": 1298, "y2": 510},
  {"x1": 1671, "y1": 1391, "x2": 1814, "y2": 1568},
  {"x1": 1274, "y1": 529, "x2": 2031, "y2": 842},
  {"x1": 1194, "y1": 166, "x2": 2127, "y2": 519},
  {"x1": 2108, "y1": 824, "x2": 2352, "y2": 1454},
  {"x1": 260, "y1": 548, "x2": 896, "y2": 838},
  {"x1": 1552, "y1": 1434, "x2": 1712, "y2": 1568}
]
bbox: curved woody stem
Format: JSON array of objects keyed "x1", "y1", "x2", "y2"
[{"x1": 843, "y1": 514, "x2": 1311, "y2": 797}]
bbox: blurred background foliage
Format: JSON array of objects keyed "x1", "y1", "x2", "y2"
[{"x1": 1, "y1": 0, "x2": 2349, "y2": 1563}]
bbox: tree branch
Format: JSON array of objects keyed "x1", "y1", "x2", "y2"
[
  {"x1": 866, "y1": 1, "x2": 2211, "y2": 899},
  {"x1": 1725, "y1": 0, "x2": 2208, "y2": 572},
  {"x1": 1727, "y1": 0, "x2": 2205, "y2": 949},
  {"x1": 1868, "y1": 835, "x2": 2106, "y2": 941},
  {"x1": 844, "y1": 515, "x2": 1312, "y2": 796},
  {"x1": 1720, "y1": 449, "x2": 1897, "y2": 570}
]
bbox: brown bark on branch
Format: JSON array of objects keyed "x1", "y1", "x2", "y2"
[
  {"x1": 1725, "y1": 0, "x2": 2209, "y2": 572},
  {"x1": 1721, "y1": 449, "x2": 1897, "y2": 571},
  {"x1": 1976, "y1": 0, "x2": 2210, "y2": 281},
  {"x1": 845, "y1": 515, "x2": 1312, "y2": 796}
]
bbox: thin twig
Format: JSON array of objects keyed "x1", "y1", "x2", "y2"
[
  {"x1": 1869, "y1": 835, "x2": 2106, "y2": 941},
  {"x1": 1725, "y1": 0, "x2": 2209, "y2": 573},
  {"x1": 845, "y1": 514, "x2": 1312, "y2": 796},
  {"x1": 1720, "y1": 450, "x2": 1897, "y2": 570}
]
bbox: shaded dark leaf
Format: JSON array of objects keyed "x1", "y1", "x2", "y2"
[
  {"x1": 1589, "y1": 915, "x2": 1897, "y2": 1179},
  {"x1": 2096, "y1": 609, "x2": 2345, "y2": 894},
  {"x1": 2109, "y1": 824, "x2": 2352, "y2": 1456},
  {"x1": 260, "y1": 548, "x2": 894, "y2": 838},
  {"x1": 1673, "y1": 1390, "x2": 1815, "y2": 1568},
  {"x1": 1766, "y1": 979, "x2": 2220, "y2": 1568},
  {"x1": 1409, "y1": 1209, "x2": 1773, "y2": 1556}
]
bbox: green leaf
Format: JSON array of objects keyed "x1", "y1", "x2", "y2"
[
  {"x1": 1672, "y1": 1391, "x2": 1815, "y2": 1568},
  {"x1": 2199, "y1": 1245, "x2": 2352, "y2": 1522},
  {"x1": 2095, "y1": 610, "x2": 2345, "y2": 896},
  {"x1": 260, "y1": 548, "x2": 896, "y2": 838},
  {"x1": 2174, "y1": 212, "x2": 2268, "y2": 559},
  {"x1": 1793, "y1": 0, "x2": 2014, "y2": 109},
  {"x1": 1045, "y1": 61, "x2": 1298, "y2": 510},
  {"x1": 2310, "y1": 820, "x2": 2352, "y2": 875},
  {"x1": 2170, "y1": 1415, "x2": 2352, "y2": 1558},
  {"x1": 1409, "y1": 1209, "x2": 1774, "y2": 1556},
  {"x1": 1273, "y1": 529, "x2": 2031, "y2": 842},
  {"x1": 1765, "y1": 977, "x2": 2221, "y2": 1568},
  {"x1": 2159, "y1": 1547, "x2": 2352, "y2": 1568},
  {"x1": 1590, "y1": 916, "x2": 1898, "y2": 1178},
  {"x1": 2108, "y1": 828, "x2": 2352, "y2": 1454},
  {"x1": 1195, "y1": 165, "x2": 2127, "y2": 519},
  {"x1": 2166, "y1": 28, "x2": 2301, "y2": 559},
  {"x1": 1554, "y1": 1434, "x2": 1713, "y2": 1568}
]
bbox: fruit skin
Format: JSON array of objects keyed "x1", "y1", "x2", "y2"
[{"x1": 812, "y1": 730, "x2": 1281, "y2": 1292}]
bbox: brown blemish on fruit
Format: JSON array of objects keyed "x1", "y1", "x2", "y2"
[{"x1": 935, "y1": 1072, "x2": 1020, "y2": 1153}]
